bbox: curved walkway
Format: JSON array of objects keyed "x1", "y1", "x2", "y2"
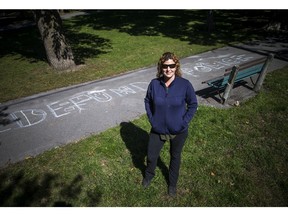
[{"x1": 0, "y1": 21, "x2": 288, "y2": 168}]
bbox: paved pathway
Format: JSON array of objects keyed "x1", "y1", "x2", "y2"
[{"x1": 0, "y1": 38, "x2": 288, "y2": 168}]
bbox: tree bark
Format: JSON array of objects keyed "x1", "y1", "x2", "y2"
[
  {"x1": 33, "y1": 10, "x2": 76, "y2": 71},
  {"x1": 207, "y1": 10, "x2": 215, "y2": 35}
]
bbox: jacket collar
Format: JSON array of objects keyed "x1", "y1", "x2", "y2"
[{"x1": 160, "y1": 76, "x2": 178, "y2": 87}]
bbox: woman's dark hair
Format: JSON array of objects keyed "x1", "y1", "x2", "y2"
[{"x1": 156, "y1": 52, "x2": 182, "y2": 78}]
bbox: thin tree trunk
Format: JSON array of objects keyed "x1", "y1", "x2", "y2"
[{"x1": 207, "y1": 10, "x2": 215, "y2": 35}]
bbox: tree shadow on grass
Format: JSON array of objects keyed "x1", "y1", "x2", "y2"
[
  {"x1": 0, "y1": 22, "x2": 112, "y2": 66},
  {"x1": 73, "y1": 10, "x2": 272, "y2": 46},
  {"x1": 0, "y1": 10, "x2": 276, "y2": 66},
  {"x1": 0, "y1": 170, "x2": 102, "y2": 207},
  {"x1": 120, "y1": 121, "x2": 169, "y2": 184},
  {"x1": 63, "y1": 30, "x2": 112, "y2": 65}
]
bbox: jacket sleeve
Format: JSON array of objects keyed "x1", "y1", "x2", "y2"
[
  {"x1": 144, "y1": 82, "x2": 153, "y2": 123},
  {"x1": 183, "y1": 81, "x2": 198, "y2": 124}
]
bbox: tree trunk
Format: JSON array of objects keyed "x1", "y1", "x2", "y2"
[
  {"x1": 33, "y1": 10, "x2": 76, "y2": 71},
  {"x1": 207, "y1": 10, "x2": 215, "y2": 35}
]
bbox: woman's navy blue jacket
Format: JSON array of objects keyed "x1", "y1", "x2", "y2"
[{"x1": 144, "y1": 76, "x2": 198, "y2": 135}]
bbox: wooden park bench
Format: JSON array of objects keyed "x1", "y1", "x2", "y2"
[{"x1": 201, "y1": 53, "x2": 274, "y2": 104}]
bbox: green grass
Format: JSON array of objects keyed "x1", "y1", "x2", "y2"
[
  {"x1": 0, "y1": 10, "x2": 273, "y2": 103},
  {"x1": 0, "y1": 67, "x2": 287, "y2": 207}
]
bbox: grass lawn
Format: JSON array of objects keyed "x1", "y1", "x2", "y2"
[
  {"x1": 0, "y1": 10, "x2": 287, "y2": 207},
  {"x1": 0, "y1": 10, "x2": 272, "y2": 103}
]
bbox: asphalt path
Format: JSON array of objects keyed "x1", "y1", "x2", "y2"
[{"x1": 1, "y1": 42, "x2": 288, "y2": 168}]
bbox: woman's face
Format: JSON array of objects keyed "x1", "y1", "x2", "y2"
[{"x1": 162, "y1": 59, "x2": 176, "y2": 80}]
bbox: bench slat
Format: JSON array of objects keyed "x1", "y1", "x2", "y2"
[
  {"x1": 234, "y1": 63, "x2": 264, "y2": 81},
  {"x1": 206, "y1": 63, "x2": 264, "y2": 89}
]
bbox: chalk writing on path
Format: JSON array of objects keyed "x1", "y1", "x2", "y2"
[
  {"x1": 181, "y1": 54, "x2": 254, "y2": 76},
  {"x1": 0, "y1": 82, "x2": 148, "y2": 133},
  {"x1": 11, "y1": 109, "x2": 47, "y2": 128},
  {"x1": 0, "y1": 54, "x2": 255, "y2": 133}
]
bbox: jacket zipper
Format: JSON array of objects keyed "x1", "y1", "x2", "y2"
[{"x1": 165, "y1": 85, "x2": 168, "y2": 133}]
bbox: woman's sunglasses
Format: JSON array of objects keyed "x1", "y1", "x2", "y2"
[{"x1": 162, "y1": 64, "x2": 176, "y2": 69}]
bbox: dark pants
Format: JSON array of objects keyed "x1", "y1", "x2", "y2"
[{"x1": 144, "y1": 130, "x2": 188, "y2": 187}]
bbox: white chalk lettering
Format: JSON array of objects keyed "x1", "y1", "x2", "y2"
[
  {"x1": 109, "y1": 86, "x2": 137, "y2": 97},
  {"x1": 47, "y1": 101, "x2": 76, "y2": 118},
  {"x1": 0, "y1": 54, "x2": 256, "y2": 134},
  {"x1": 221, "y1": 54, "x2": 253, "y2": 65},
  {"x1": 88, "y1": 90, "x2": 112, "y2": 102},
  {"x1": 193, "y1": 62, "x2": 212, "y2": 73},
  {"x1": 11, "y1": 109, "x2": 47, "y2": 128},
  {"x1": 181, "y1": 54, "x2": 255, "y2": 75}
]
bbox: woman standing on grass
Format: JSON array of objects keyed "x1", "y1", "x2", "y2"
[{"x1": 143, "y1": 52, "x2": 198, "y2": 197}]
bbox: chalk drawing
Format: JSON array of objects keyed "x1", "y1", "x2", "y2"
[
  {"x1": 109, "y1": 86, "x2": 137, "y2": 97},
  {"x1": 0, "y1": 82, "x2": 149, "y2": 133},
  {"x1": 193, "y1": 62, "x2": 214, "y2": 73},
  {"x1": 221, "y1": 54, "x2": 254, "y2": 64},
  {"x1": 0, "y1": 54, "x2": 256, "y2": 134},
  {"x1": 11, "y1": 109, "x2": 47, "y2": 128},
  {"x1": 88, "y1": 90, "x2": 112, "y2": 102},
  {"x1": 181, "y1": 54, "x2": 255, "y2": 75},
  {"x1": 0, "y1": 125, "x2": 11, "y2": 133},
  {"x1": 47, "y1": 101, "x2": 77, "y2": 118}
]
